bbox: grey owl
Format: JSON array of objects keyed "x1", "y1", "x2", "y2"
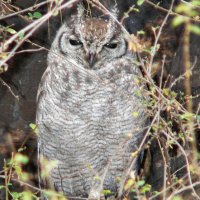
[{"x1": 36, "y1": 4, "x2": 148, "y2": 200}]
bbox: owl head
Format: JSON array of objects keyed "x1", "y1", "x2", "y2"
[{"x1": 48, "y1": 3, "x2": 128, "y2": 70}]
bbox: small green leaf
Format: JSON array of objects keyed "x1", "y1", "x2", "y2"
[
  {"x1": 21, "y1": 172, "x2": 29, "y2": 181},
  {"x1": 163, "y1": 88, "x2": 169, "y2": 96},
  {"x1": 192, "y1": 0, "x2": 200, "y2": 6},
  {"x1": 172, "y1": 15, "x2": 187, "y2": 27},
  {"x1": 171, "y1": 195, "x2": 183, "y2": 200},
  {"x1": 29, "y1": 123, "x2": 39, "y2": 134},
  {"x1": 93, "y1": 175, "x2": 101, "y2": 180},
  {"x1": 21, "y1": 191, "x2": 34, "y2": 200},
  {"x1": 102, "y1": 190, "x2": 112, "y2": 194},
  {"x1": 0, "y1": 185, "x2": 5, "y2": 189},
  {"x1": 179, "y1": 112, "x2": 194, "y2": 119},
  {"x1": 44, "y1": 189, "x2": 61, "y2": 197},
  {"x1": 137, "y1": 180, "x2": 145, "y2": 186},
  {"x1": 141, "y1": 184, "x2": 151, "y2": 192},
  {"x1": 28, "y1": 12, "x2": 33, "y2": 17},
  {"x1": 11, "y1": 192, "x2": 22, "y2": 198},
  {"x1": 124, "y1": 12, "x2": 129, "y2": 17},
  {"x1": 132, "y1": 59, "x2": 141, "y2": 65},
  {"x1": 7, "y1": 28, "x2": 17, "y2": 34},
  {"x1": 138, "y1": 30, "x2": 145, "y2": 34},
  {"x1": 133, "y1": 8, "x2": 139, "y2": 12},
  {"x1": 18, "y1": 146, "x2": 26, "y2": 152},
  {"x1": 14, "y1": 165, "x2": 22, "y2": 175},
  {"x1": 124, "y1": 178, "x2": 134, "y2": 190},
  {"x1": 14, "y1": 153, "x2": 29, "y2": 164},
  {"x1": 1, "y1": 53, "x2": 8, "y2": 59},
  {"x1": 142, "y1": 49, "x2": 151, "y2": 53},
  {"x1": 188, "y1": 24, "x2": 200, "y2": 34},
  {"x1": 53, "y1": 9, "x2": 59, "y2": 16},
  {"x1": 175, "y1": 3, "x2": 192, "y2": 14},
  {"x1": 137, "y1": 0, "x2": 144, "y2": 5},
  {"x1": 33, "y1": 12, "x2": 42, "y2": 18},
  {"x1": 18, "y1": 31, "x2": 25, "y2": 39},
  {"x1": 133, "y1": 111, "x2": 139, "y2": 117}
]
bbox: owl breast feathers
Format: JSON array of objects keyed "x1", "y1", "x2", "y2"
[{"x1": 36, "y1": 4, "x2": 148, "y2": 200}]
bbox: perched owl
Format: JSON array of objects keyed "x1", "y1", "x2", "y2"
[{"x1": 36, "y1": 3, "x2": 148, "y2": 200}]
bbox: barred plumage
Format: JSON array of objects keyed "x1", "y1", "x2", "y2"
[{"x1": 36, "y1": 4, "x2": 148, "y2": 200}]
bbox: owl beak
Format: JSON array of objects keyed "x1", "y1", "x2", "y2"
[{"x1": 89, "y1": 52, "x2": 96, "y2": 68}]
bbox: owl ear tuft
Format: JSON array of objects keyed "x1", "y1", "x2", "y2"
[
  {"x1": 107, "y1": 4, "x2": 118, "y2": 31},
  {"x1": 110, "y1": 4, "x2": 119, "y2": 19},
  {"x1": 77, "y1": 3, "x2": 85, "y2": 23}
]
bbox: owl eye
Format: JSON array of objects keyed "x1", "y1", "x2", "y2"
[
  {"x1": 69, "y1": 39, "x2": 83, "y2": 46},
  {"x1": 104, "y1": 43, "x2": 118, "y2": 49}
]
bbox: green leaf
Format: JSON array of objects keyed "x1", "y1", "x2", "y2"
[
  {"x1": 179, "y1": 112, "x2": 194, "y2": 119},
  {"x1": 33, "y1": 12, "x2": 42, "y2": 18},
  {"x1": 29, "y1": 123, "x2": 39, "y2": 134},
  {"x1": 102, "y1": 190, "x2": 112, "y2": 194},
  {"x1": 133, "y1": 8, "x2": 139, "y2": 12},
  {"x1": 192, "y1": 0, "x2": 200, "y2": 6},
  {"x1": 175, "y1": 3, "x2": 192, "y2": 14},
  {"x1": 93, "y1": 175, "x2": 101, "y2": 180},
  {"x1": 137, "y1": 0, "x2": 144, "y2": 5},
  {"x1": 11, "y1": 192, "x2": 22, "y2": 198},
  {"x1": 14, "y1": 153, "x2": 29, "y2": 164},
  {"x1": 7, "y1": 28, "x2": 17, "y2": 34},
  {"x1": 18, "y1": 146, "x2": 26, "y2": 152},
  {"x1": 21, "y1": 172, "x2": 29, "y2": 181},
  {"x1": 124, "y1": 178, "x2": 134, "y2": 190},
  {"x1": 53, "y1": 9, "x2": 59, "y2": 16},
  {"x1": 137, "y1": 180, "x2": 145, "y2": 186},
  {"x1": 1, "y1": 53, "x2": 8, "y2": 59},
  {"x1": 163, "y1": 88, "x2": 169, "y2": 96},
  {"x1": 133, "y1": 111, "x2": 139, "y2": 117},
  {"x1": 141, "y1": 184, "x2": 151, "y2": 192},
  {"x1": 21, "y1": 191, "x2": 33, "y2": 200},
  {"x1": 171, "y1": 195, "x2": 183, "y2": 200},
  {"x1": 138, "y1": 30, "x2": 145, "y2": 34},
  {"x1": 172, "y1": 15, "x2": 187, "y2": 27},
  {"x1": 43, "y1": 189, "x2": 61, "y2": 197},
  {"x1": 18, "y1": 31, "x2": 25, "y2": 39},
  {"x1": 132, "y1": 59, "x2": 141, "y2": 65},
  {"x1": 0, "y1": 185, "x2": 5, "y2": 189},
  {"x1": 124, "y1": 12, "x2": 129, "y2": 17},
  {"x1": 142, "y1": 49, "x2": 151, "y2": 54},
  {"x1": 28, "y1": 12, "x2": 33, "y2": 18},
  {"x1": 14, "y1": 165, "x2": 22, "y2": 175},
  {"x1": 188, "y1": 24, "x2": 200, "y2": 34}
]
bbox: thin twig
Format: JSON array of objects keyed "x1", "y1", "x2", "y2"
[
  {"x1": 0, "y1": 0, "x2": 52, "y2": 20},
  {"x1": 0, "y1": 0, "x2": 77, "y2": 68},
  {"x1": 167, "y1": 181, "x2": 200, "y2": 200},
  {"x1": 4, "y1": 160, "x2": 8, "y2": 200},
  {"x1": 161, "y1": 130, "x2": 200, "y2": 199},
  {"x1": 148, "y1": 0, "x2": 174, "y2": 74},
  {"x1": 144, "y1": 0, "x2": 200, "y2": 23},
  {"x1": 170, "y1": 56, "x2": 197, "y2": 88},
  {"x1": 157, "y1": 138, "x2": 167, "y2": 200},
  {"x1": 0, "y1": 77, "x2": 19, "y2": 100}
]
